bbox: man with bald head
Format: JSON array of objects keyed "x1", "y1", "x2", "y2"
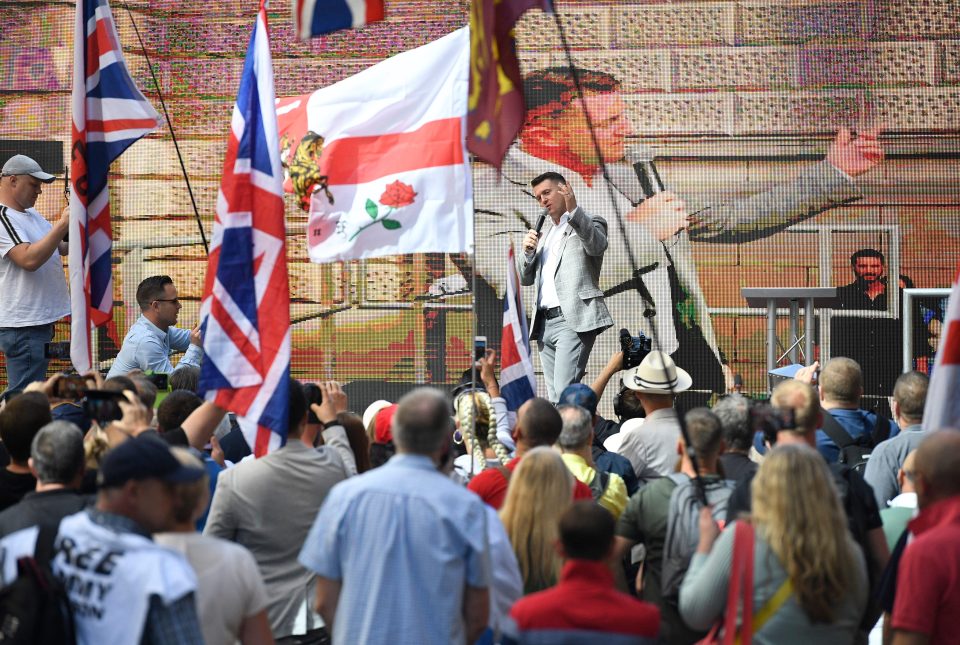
[
  {"x1": 890, "y1": 430, "x2": 960, "y2": 645},
  {"x1": 467, "y1": 397, "x2": 593, "y2": 509},
  {"x1": 879, "y1": 450, "x2": 918, "y2": 551}
]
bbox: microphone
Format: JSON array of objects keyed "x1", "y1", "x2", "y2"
[
  {"x1": 628, "y1": 145, "x2": 664, "y2": 200},
  {"x1": 534, "y1": 207, "x2": 548, "y2": 234}
]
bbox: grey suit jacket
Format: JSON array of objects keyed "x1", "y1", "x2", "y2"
[{"x1": 518, "y1": 205, "x2": 613, "y2": 336}]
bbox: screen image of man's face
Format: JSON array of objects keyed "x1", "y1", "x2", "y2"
[
  {"x1": 853, "y1": 256, "x2": 884, "y2": 283},
  {"x1": 554, "y1": 92, "x2": 628, "y2": 166}
]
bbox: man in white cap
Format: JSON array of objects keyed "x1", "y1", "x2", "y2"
[
  {"x1": 0, "y1": 154, "x2": 70, "y2": 397},
  {"x1": 615, "y1": 351, "x2": 692, "y2": 482}
]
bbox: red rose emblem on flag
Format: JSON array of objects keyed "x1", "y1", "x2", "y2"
[{"x1": 379, "y1": 180, "x2": 417, "y2": 208}]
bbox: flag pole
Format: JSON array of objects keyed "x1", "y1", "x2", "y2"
[
  {"x1": 119, "y1": 2, "x2": 209, "y2": 256},
  {"x1": 548, "y1": 10, "x2": 707, "y2": 501}
]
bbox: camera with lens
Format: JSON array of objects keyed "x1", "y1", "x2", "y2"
[
  {"x1": 619, "y1": 328, "x2": 652, "y2": 370},
  {"x1": 750, "y1": 403, "x2": 797, "y2": 447}
]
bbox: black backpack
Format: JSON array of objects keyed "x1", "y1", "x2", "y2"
[
  {"x1": 820, "y1": 412, "x2": 883, "y2": 473},
  {"x1": 0, "y1": 523, "x2": 76, "y2": 644}
]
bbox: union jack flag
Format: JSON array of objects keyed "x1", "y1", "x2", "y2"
[
  {"x1": 69, "y1": 0, "x2": 161, "y2": 373},
  {"x1": 500, "y1": 243, "x2": 537, "y2": 410},
  {"x1": 199, "y1": 1, "x2": 291, "y2": 456},
  {"x1": 293, "y1": 0, "x2": 384, "y2": 40}
]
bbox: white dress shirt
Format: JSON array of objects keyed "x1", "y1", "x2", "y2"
[{"x1": 535, "y1": 213, "x2": 570, "y2": 310}]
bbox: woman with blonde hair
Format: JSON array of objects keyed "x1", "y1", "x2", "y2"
[
  {"x1": 499, "y1": 446, "x2": 574, "y2": 594},
  {"x1": 680, "y1": 444, "x2": 868, "y2": 644}
]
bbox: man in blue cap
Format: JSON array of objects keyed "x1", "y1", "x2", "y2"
[{"x1": 0, "y1": 435, "x2": 206, "y2": 644}]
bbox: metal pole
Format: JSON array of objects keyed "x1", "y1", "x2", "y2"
[
  {"x1": 804, "y1": 296, "x2": 815, "y2": 365},
  {"x1": 767, "y1": 298, "x2": 777, "y2": 375},
  {"x1": 789, "y1": 299, "x2": 800, "y2": 364}
]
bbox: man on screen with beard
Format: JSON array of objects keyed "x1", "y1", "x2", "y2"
[
  {"x1": 832, "y1": 248, "x2": 911, "y2": 395},
  {"x1": 472, "y1": 67, "x2": 884, "y2": 402}
]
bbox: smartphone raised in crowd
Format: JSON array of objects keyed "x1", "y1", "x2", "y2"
[
  {"x1": 82, "y1": 390, "x2": 125, "y2": 425},
  {"x1": 474, "y1": 336, "x2": 487, "y2": 361},
  {"x1": 53, "y1": 374, "x2": 88, "y2": 401}
]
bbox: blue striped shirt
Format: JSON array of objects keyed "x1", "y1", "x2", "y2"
[{"x1": 299, "y1": 454, "x2": 490, "y2": 645}]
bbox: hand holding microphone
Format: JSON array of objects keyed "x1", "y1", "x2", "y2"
[
  {"x1": 626, "y1": 146, "x2": 689, "y2": 241},
  {"x1": 523, "y1": 207, "x2": 549, "y2": 256}
]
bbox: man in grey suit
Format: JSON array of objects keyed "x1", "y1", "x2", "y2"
[
  {"x1": 519, "y1": 171, "x2": 613, "y2": 402},
  {"x1": 474, "y1": 67, "x2": 884, "y2": 400}
]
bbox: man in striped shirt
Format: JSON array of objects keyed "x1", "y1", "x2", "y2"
[{"x1": 0, "y1": 155, "x2": 69, "y2": 398}]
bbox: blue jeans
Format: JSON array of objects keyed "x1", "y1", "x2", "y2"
[{"x1": 0, "y1": 323, "x2": 54, "y2": 397}]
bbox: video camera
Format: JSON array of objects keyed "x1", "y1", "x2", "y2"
[{"x1": 619, "y1": 328, "x2": 652, "y2": 370}]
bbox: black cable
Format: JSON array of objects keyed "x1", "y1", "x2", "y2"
[
  {"x1": 550, "y1": 11, "x2": 707, "y2": 501},
  {"x1": 120, "y1": 2, "x2": 209, "y2": 256}
]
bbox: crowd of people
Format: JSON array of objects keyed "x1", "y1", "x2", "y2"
[
  {"x1": 0, "y1": 334, "x2": 956, "y2": 645},
  {"x1": 0, "y1": 148, "x2": 954, "y2": 645}
]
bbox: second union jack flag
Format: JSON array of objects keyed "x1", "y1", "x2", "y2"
[{"x1": 199, "y1": 1, "x2": 291, "y2": 456}]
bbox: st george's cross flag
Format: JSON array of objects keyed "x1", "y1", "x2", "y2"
[
  {"x1": 922, "y1": 265, "x2": 960, "y2": 432},
  {"x1": 500, "y1": 243, "x2": 537, "y2": 411},
  {"x1": 276, "y1": 28, "x2": 471, "y2": 263},
  {"x1": 69, "y1": 0, "x2": 161, "y2": 373},
  {"x1": 198, "y1": 1, "x2": 291, "y2": 456},
  {"x1": 293, "y1": 0, "x2": 384, "y2": 39}
]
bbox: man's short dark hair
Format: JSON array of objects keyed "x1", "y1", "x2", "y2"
[
  {"x1": 31, "y1": 421, "x2": 84, "y2": 485},
  {"x1": 169, "y1": 366, "x2": 200, "y2": 393},
  {"x1": 531, "y1": 171, "x2": 566, "y2": 188},
  {"x1": 130, "y1": 377, "x2": 158, "y2": 410},
  {"x1": 684, "y1": 408, "x2": 724, "y2": 459},
  {"x1": 893, "y1": 371, "x2": 929, "y2": 423},
  {"x1": 617, "y1": 387, "x2": 644, "y2": 421},
  {"x1": 712, "y1": 395, "x2": 752, "y2": 452},
  {"x1": 519, "y1": 397, "x2": 563, "y2": 448},
  {"x1": 559, "y1": 501, "x2": 615, "y2": 561},
  {"x1": 157, "y1": 390, "x2": 203, "y2": 433},
  {"x1": 136, "y1": 275, "x2": 174, "y2": 310},
  {"x1": 523, "y1": 67, "x2": 620, "y2": 124},
  {"x1": 850, "y1": 248, "x2": 885, "y2": 265},
  {"x1": 288, "y1": 377, "x2": 308, "y2": 437},
  {"x1": 0, "y1": 392, "x2": 52, "y2": 463},
  {"x1": 103, "y1": 375, "x2": 138, "y2": 397}
]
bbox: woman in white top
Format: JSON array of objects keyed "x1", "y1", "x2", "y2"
[
  {"x1": 680, "y1": 444, "x2": 869, "y2": 644},
  {"x1": 155, "y1": 448, "x2": 273, "y2": 645}
]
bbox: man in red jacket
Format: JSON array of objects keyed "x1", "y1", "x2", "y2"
[
  {"x1": 891, "y1": 430, "x2": 960, "y2": 645},
  {"x1": 502, "y1": 501, "x2": 660, "y2": 644}
]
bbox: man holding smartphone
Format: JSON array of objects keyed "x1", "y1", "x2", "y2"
[
  {"x1": 0, "y1": 155, "x2": 69, "y2": 397},
  {"x1": 519, "y1": 172, "x2": 612, "y2": 402}
]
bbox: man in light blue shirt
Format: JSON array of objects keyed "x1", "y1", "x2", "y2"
[
  {"x1": 864, "y1": 371, "x2": 929, "y2": 508},
  {"x1": 107, "y1": 275, "x2": 202, "y2": 378},
  {"x1": 300, "y1": 388, "x2": 490, "y2": 645}
]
